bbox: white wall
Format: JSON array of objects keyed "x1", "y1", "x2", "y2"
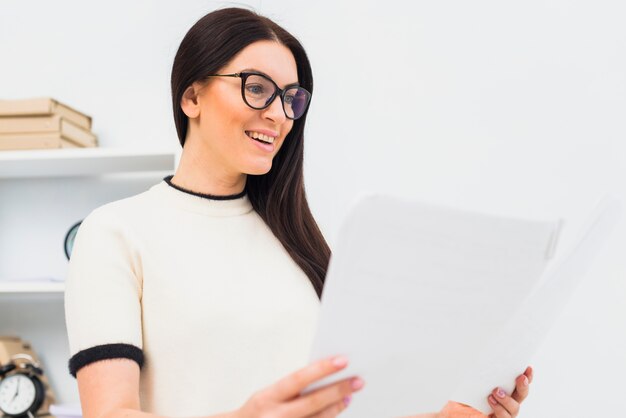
[{"x1": 1, "y1": 1, "x2": 625, "y2": 417}]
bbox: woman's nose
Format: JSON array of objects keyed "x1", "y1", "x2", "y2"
[{"x1": 262, "y1": 95, "x2": 287, "y2": 124}]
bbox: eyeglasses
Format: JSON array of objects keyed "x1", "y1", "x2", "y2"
[{"x1": 205, "y1": 71, "x2": 311, "y2": 120}]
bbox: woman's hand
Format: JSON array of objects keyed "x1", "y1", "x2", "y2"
[
  {"x1": 486, "y1": 366, "x2": 534, "y2": 418},
  {"x1": 233, "y1": 356, "x2": 364, "y2": 418},
  {"x1": 437, "y1": 366, "x2": 534, "y2": 418}
]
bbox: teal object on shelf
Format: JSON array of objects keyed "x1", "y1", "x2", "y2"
[{"x1": 64, "y1": 221, "x2": 82, "y2": 260}]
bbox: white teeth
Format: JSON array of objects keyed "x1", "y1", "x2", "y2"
[{"x1": 247, "y1": 131, "x2": 275, "y2": 144}]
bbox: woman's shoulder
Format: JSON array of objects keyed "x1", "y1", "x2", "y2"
[{"x1": 82, "y1": 183, "x2": 162, "y2": 230}]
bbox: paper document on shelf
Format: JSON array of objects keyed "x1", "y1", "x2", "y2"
[
  {"x1": 0, "y1": 277, "x2": 64, "y2": 282},
  {"x1": 306, "y1": 195, "x2": 621, "y2": 418},
  {"x1": 49, "y1": 404, "x2": 83, "y2": 418}
]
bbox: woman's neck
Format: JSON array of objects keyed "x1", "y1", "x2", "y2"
[{"x1": 172, "y1": 140, "x2": 246, "y2": 197}]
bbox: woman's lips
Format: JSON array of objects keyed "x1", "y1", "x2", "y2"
[
  {"x1": 246, "y1": 131, "x2": 275, "y2": 152},
  {"x1": 246, "y1": 130, "x2": 275, "y2": 144},
  {"x1": 246, "y1": 128, "x2": 279, "y2": 137}
]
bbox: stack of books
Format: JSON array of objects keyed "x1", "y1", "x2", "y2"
[{"x1": 0, "y1": 98, "x2": 98, "y2": 150}]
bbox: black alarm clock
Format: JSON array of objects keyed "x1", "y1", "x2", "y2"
[
  {"x1": 0, "y1": 338, "x2": 55, "y2": 418},
  {"x1": 0, "y1": 358, "x2": 45, "y2": 418}
]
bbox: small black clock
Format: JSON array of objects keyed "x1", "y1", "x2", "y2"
[
  {"x1": 0, "y1": 338, "x2": 55, "y2": 418},
  {"x1": 0, "y1": 364, "x2": 45, "y2": 418}
]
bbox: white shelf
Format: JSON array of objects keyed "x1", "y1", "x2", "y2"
[
  {"x1": 0, "y1": 146, "x2": 172, "y2": 405},
  {"x1": 0, "y1": 147, "x2": 176, "y2": 178},
  {"x1": 0, "y1": 280, "x2": 65, "y2": 294}
]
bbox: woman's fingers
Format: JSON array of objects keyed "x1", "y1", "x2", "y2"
[
  {"x1": 487, "y1": 366, "x2": 533, "y2": 418},
  {"x1": 310, "y1": 402, "x2": 345, "y2": 418},
  {"x1": 488, "y1": 393, "x2": 512, "y2": 418},
  {"x1": 511, "y1": 372, "x2": 530, "y2": 403},
  {"x1": 510, "y1": 365, "x2": 533, "y2": 405},
  {"x1": 525, "y1": 366, "x2": 534, "y2": 384},
  {"x1": 318, "y1": 400, "x2": 349, "y2": 418},
  {"x1": 268, "y1": 356, "x2": 350, "y2": 400},
  {"x1": 283, "y1": 376, "x2": 364, "y2": 417},
  {"x1": 240, "y1": 356, "x2": 364, "y2": 418},
  {"x1": 488, "y1": 388, "x2": 519, "y2": 418}
]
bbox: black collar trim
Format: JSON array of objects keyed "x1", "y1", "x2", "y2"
[{"x1": 163, "y1": 175, "x2": 246, "y2": 201}]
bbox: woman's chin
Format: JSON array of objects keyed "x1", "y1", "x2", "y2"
[{"x1": 244, "y1": 162, "x2": 273, "y2": 176}]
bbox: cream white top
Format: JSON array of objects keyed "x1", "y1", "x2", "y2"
[{"x1": 64, "y1": 178, "x2": 321, "y2": 417}]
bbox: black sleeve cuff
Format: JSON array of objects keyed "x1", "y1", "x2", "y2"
[{"x1": 68, "y1": 343, "x2": 144, "y2": 378}]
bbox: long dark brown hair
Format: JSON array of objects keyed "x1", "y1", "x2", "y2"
[{"x1": 171, "y1": 7, "x2": 330, "y2": 298}]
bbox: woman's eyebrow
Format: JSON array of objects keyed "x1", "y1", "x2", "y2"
[{"x1": 241, "y1": 68, "x2": 299, "y2": 87}]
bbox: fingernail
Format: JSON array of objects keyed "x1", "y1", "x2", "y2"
[
  {"x1": 496, "y1": 388, "x2": 506, "y2": 398},
  {"x1": 332, "y1": 356, "x2": 348, "y2": 367},
  {"x1": 351, "y1": 377, "x2": 364, "y2": 390},
  {"x1": 343, "y1": 395, "x2": 352, "y2": 406},
  {"x1": 489, "y1": 395, "x2": 498, "y2": 405},
  {"x1": 523, "y1": 376, "x2": 529, "y2": 386}
]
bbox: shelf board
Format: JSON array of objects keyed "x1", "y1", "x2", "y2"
[
  {"x1": 0, "y1": 280, "x2": 65, "y2": 294},
  {"x1": 0, "y1": 147, "x2": 176, "y2": 178}
]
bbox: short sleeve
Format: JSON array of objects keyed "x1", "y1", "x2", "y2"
[{"x1": 64, "y1": 207, "x2": 144, "y2": 377}]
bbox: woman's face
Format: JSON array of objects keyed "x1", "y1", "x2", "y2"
[{"x1": 189, "y1": 40, "x2": 299, "y2": 177}]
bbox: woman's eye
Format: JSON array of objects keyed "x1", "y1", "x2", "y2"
[
  {"x1": 284, "y1": 94, "x2": 295, "y2": 105},
  {"x1": 246, "y1": 84, "x2": 265, "y2": 95}
]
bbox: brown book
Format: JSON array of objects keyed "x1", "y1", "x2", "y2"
[
  {"x1": 0, "y1": 115, "x2": 98, "y2": 147},
  {"x1": 0, "y1": 134, "x2": 80, "y2": 150},
  {"x1": 0, "y1": 98, "x2": 92, "y2": 130}
]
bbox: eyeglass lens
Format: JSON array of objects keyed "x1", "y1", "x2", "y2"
[{"x1": 244, "y1": 74, "x2": 309, "y2": 119}]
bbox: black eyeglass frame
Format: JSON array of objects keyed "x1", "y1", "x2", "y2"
[{"x1": 205, "y1": 71, "x2": 311, "y2": 120}]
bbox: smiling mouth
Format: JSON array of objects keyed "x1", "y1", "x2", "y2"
[{"x1": 245, "y1": 130, "x2": 276, "y2": 144}]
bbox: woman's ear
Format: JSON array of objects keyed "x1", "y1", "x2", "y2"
[{"x1": 180, "y1": 83, "x2": 203, "y2": 119}]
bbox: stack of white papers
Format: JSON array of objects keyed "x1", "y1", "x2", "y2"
[
  {"x1": 307, "y1": 195, "x2": 622, "y2": 417},
  {"x1": 50, "y1": 404, "x2": 82, "y2": 418}
]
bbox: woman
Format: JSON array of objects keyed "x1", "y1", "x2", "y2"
[{"x1": 64, "y1": 7, "x2": 532, "y2": 418}]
